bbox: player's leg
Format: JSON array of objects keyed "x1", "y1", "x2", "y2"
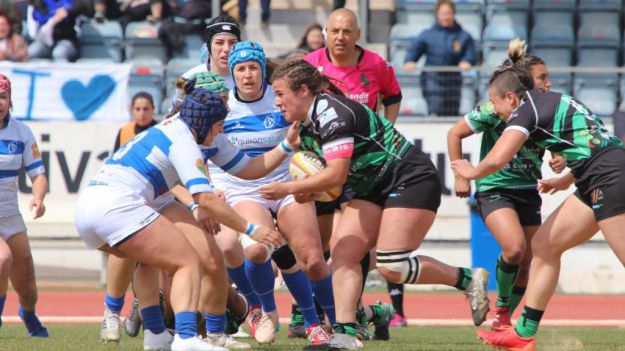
[{"x1": 101, "y1": 255, "x2": 136, "y2": 342}]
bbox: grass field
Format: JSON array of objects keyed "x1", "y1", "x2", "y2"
[{"x1": 2, "y1": 325, "x2": 625, "y2": 351}]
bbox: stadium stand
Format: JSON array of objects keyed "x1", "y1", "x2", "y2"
[{"x1": 77, "y1": 20, "x2": 124, "y2": 63}]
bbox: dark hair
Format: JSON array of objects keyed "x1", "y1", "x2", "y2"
[
  {"x1": 0, "y1": 10, "x2": 15, "y2": 38},
  {"x1": 298, "y1": 23, "x2": 323, "y2": 49},
  {"x1": 271, "y1": 59, "x2": 344, "y2": 96},
  {"x1": 131, "y1": 91, "x2": 154, "y2": 109},
  {"x1": 435, "y1": 0, "x2": 455, "y2": 14}
]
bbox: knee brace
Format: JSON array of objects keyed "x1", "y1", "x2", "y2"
[
  {"x1": 376, "y1": 250, "x2": 421, "y2": 284},
  {"x1": 238, "y1": 234, "x2": 274, "y2": 262},
  {"x1": 271, "y1": 244, "x2": 297, "y2": 270}
]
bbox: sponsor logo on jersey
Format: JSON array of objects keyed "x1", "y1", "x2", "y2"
[
  {"x1": 348, "y1": 92, "x2": 369, "y2": 104},
  {"x1": 318, "y1": 108, "x2": 338, "y2": 128},
  {"x1": 7, "y1": 142, "x2": 17, "y2": 153},
  {"x1": 591, "y1": 188, "x2": 604, "y2": 205},
  {"x1": 321, "y1": 121, "x2": 347, "y2": 139},
  {"x1": 196, "y1": 159, "x2": 207, "y2": 176},
  {"x1": 264, "y1": 115, "x2": 276, "y2": 128},
  {"x1": 453, "y1": 40, "x2": 461, "y2": 52},
  {"x1": 32, "y1": 143, "x2": 41, "y2": 159},
  {"x1": 316, "y1": 99, "x2": 329, "y2": 115}
]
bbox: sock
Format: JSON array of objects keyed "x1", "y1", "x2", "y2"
[
  {"x1": 204, "y1": 313, "x2": 226, "y2": 334},
  {"x1": 105, "y1": 293, "x2": 125, "y2": 313},
  {"x1": 515, "y1": 306, "x2": 544, "y2": 338},
  {"x1": 175, "y1": 311, "x2": 197, "y2": 339},
  {"x1": 282, "y1": 270, "x2": 320, "y2": 327},
  {"x1": 334, "y1": 322, "x2": 358, "y2": 337},
  {"x1": 244, "y1": 259, "x2": 277, "y2": 312},
  {"x1": 314, "y1": 298, "x2": 325, "y2": 321},
  {"x1": 496, "y1": 255, "x2": 519, "y2": 308},
  {"x1": 387, "y1": 281, "x2": 405, "y2": 317},
  {"x1": 454, "y1": 267, "x2": 473, "y2": 290},
  {"x1": 509, "y1": 286, "x2": 527, "y2": 314},
  {"x1": 311, "y1": 274, "x2": 335, "y2": 325},
  {"x1": 19, "y1": 306, "x2": 36, "y2": 322},
  {"x1": 0, "y1": 294, "x2": 6, "y2": 319},
  {"x1": 141, "y1": 305, "x2": 166, "y2": 334},
  {"x1": 359, "y1": 251, "x2": 370, "y2": 294},
  {"x1": 227, "y1": 264, "x2": 261, "y2": 307}
]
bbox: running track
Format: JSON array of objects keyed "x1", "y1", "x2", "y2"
[{"x1": 4, "y1": 291, "x2": 625, "y2": 327}]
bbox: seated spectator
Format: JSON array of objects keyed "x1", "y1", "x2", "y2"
[
  {"x1": 119, "y1": 0, "x2": 166, "y2": 29},
  {"x1": 279, "y1": 23, "x2": 324, "y2": 59},
  {"x1": 70, "y1": 0, "x2": 122, "y2": 23},
  {"x1": 403, "y1": 0, "x2": 475, "y2": 116},
  {"x1": 28, "y1": 0, "x2": 80, "y2": 62},
  {"x1": 0, "y1": 0, "x2": 26, "y2": 33},
  {"x1": 0, "y1": 10, "x2": 28, "y2": 62}
]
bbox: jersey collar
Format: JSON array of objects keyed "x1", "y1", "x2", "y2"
[
  {"x1": 325, "y1": 45, "x2": 365, "y2": 66},
  {"x1": 304, "y1": 95, "x2": 318, "y2": 127},
  {"x1": 1, "y1": 113, "x2": 10, "y2": 129}
]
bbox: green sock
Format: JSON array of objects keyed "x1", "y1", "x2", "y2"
[
  {"x1": 495, "y1": 255, "x2": 519, "y2": 308},
  {"x1": 290, "y1": 304, "x2": 303, "y2": 325},
  {"x1": 333, "y1": 323, "x2": 358, "y2": 337},
  {"x1": 455, "y1": 267, "x2": 473, "y2": 290},
  {"x1": 509, "y1": 286, "x2": 526, "y2": 314},
  {"x1": 515, "y1": 306, "x2": 544, "y2": 338}
]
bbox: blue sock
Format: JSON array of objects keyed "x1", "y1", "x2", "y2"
[
  {"x1": 141, "y1": 305, "x2": 166, "y2": 334},
  {"x1": 227, "y1": 264, "x2": 261, "y2": 307},
  {"x1": 282, "y1": 270, "x2": 320, "y2": 327},
  {"x1": 19, "y1": 306, "x2": 36, "y2": 321},
  {"x1": 105, "y1": 293, "x2": 125, "y2": 313},
  {"x1": 175, "y1": 311, "x2": 197, "y2": 339},
  {"x1": 311, "y1": 274, "x2": 336, "y2": 325},
  {"x1": 244, "y1": 259, "x2": 277, "y2": 312},
  {"x1": 0, "y1": 294, "x2": 6, "y2": 316},
  {"x1": 204, "y1": 313, "x2": 226, "y2": 333}
]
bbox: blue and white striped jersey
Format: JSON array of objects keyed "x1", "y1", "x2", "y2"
[
  {"x1": 95, "y1": 115, "x2": 249, "y2": 203},
  {"x1": 225, "y1": 85, "x2": 291, "y2": 187},
  {"x1": 0, "y1": 117, "x2": 46, "y2": 216}
]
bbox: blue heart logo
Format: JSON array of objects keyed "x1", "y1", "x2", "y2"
[{"x1": 61, "y1": 75, "x2": 116, "y2": 121}]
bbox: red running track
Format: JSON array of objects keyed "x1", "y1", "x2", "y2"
[{"x1": 3, "y1": 291, "x2": 625, "y2": 326}]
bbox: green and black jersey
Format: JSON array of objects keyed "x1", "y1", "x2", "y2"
[
  {"x1": 299, "y1": 93, "x2": 413, "y2": 197},
  {"x1": 465, "y1": 103, "x2": 544, "y2": 192},
  {"x1": 506, "y1": 90, "x2": 623, "y2": 178}
]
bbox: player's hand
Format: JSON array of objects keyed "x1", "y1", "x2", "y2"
[
  {"x1": 549, "y1": 154, "x2": 567, "y2": 174},
  {"x1": 451, "y1": 159, "x2": 476, "y2": 180},
  {"x1": 286, "y1": 122, "x2": 301, "y2": 149},
  {"x1": 213, "y1": 188, "x2": 227, "y2": 203},
  {"x1": 29, "y1": 198, "x2": 45, "y2": 219},
  {"x1": 249, "y1": 225, "x2": 282, "y2": 248},
  {"x1": 454, "y1": 176, "x2": 471, "y2": 198},
  {"x1": 537, "y1": 176, "x2": 572, "y2": 195},
  {"x1": 260, "y1": 181, "x2": 290, "y2": 200},
  {"x1": 193, "y1": 207, "x2": 220, "y2": 235},
  {"x1": 294, "y1": 192, "x2": 318, "y2": 203}
]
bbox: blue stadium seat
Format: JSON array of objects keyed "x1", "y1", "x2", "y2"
[
  {"x1": 389, "y1": 24, "x2": 427, "y2": 70},
  {"x1": 125, "y1": 21, "x2": 168, "y2": 63},
  {"x1": 574, "y1": 77, "x2": 618, "y2": 116},
  {"x1": 128, "y1": 59, "x2": 165, "y2": 115},
  {"x1": 486, "y1": 0, "x2": 529, "y2": 27},
  {"x1": 395, "y1": 0, "x2": 436, "y2": 25},
  {"x1": 455, "y1": 11, "x2": 483, "y2": 44},
  {"x1": 531, "y1": 24, "x2": 574, "y2": 67},
  {"x1": 77, "y1": 20, "x2": 123, "y2": 62},
  {"x1": 532, "y1": 0, "x2": 575, "y2": 28},
  {"x1": 165, "y1": 58, "x2": 197, "y2": 97},
  {"x1": 578, "y1": 0, "x2": 622, "y2": 11},
  {"x1": 548, "y1": 73, "x2": 573, "y2": 94},
  {"x1": 577, "y1": 25, "x2": 620, "y2": 68},
  {"x1": 482, "y1": 24, "x2": 527, "y2": 67},
  {"x1": 397, "y1": 73, "x2": 428, "y2": 116},
  {"x1": 171, "y1": 34, "x2": 205, "y2": 60}
]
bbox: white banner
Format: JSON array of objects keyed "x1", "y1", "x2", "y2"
[{"x1": 0, "y1": 63, "x2": 131, "y2": 121}]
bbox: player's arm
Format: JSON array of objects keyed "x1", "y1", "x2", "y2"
[
  {"x1": 447, "y1": 118, "x2": 475, "y2": 198},
  {"x1": 384, "y1": 102, "x2": 400, "y2": 124},
  {"x1": 29, "y1": 173, "x2": 47, "y2": 219}
]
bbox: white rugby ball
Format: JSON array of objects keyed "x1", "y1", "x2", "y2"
[{"x1": 289, "y1": 151, "x2": 343, "y2": 202}]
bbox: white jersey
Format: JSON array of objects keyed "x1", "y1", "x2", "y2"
[
  {"x1": 0, "y1": 117, "x2": 46, "y2": 216},
  {"x1": 92, "y1": 115, "x2": 249, "y2": 203},
  {"x1": 224, "y1": 86, "x2": 291, "y2": 189}
]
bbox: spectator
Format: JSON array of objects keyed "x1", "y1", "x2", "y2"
[
  {"x1": 70, "y1": 0, "x2": 122, "y2": 23},
  {"x1": 119, "y1": 0, "x2": 165, "y2": 29},
  {"x1": 0, "y1": 1, "x2": 26, "y2": 32},
  {"x1": 279, "y1": 23, "x2": 324, "y2": 60},
  {"x1": 113, "y1": 91, "x2": 157, "y2": 151},
  {"x1": 404, "y1": 0, "x2": 476, "y2": 116},
  {"x1": 238, "y1": 0, "x2": 270, "y2": 28},
  {"x1": 0, "y1": 10, "x2": 28, "y2": 62},
  {"x1": 28, "y1": 0, "x2": 80, "y2": 62}
]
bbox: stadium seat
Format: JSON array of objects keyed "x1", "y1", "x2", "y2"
[
  {"x1": 482, "y1": 24, "x2": 527, "y2": 67},
  {"x1": 548, "y1": 73, "x2": 573, "y2": 95},
  {"x1": 165, "y1": 58, "x2": 198, "y2": 97},
  {"x1": 574, "y1": 77, "x2": 618, "y2": 116},
  {"x1": 455, "y1": 11, "x2": 483, "y2": 45},
  {"x1": 128, "y1": 58, "x2": 165, "y2": 115},
  {"x1": 77, "y1": 20, "x2": 123, "y2": 63},
  {"x1": 396, "y1": 73, "x2": 428, "y2": 116},
  {"x1": 389, "y1": 24, "x2": 428, "y2": 70},
  {"x1": 171, "y1": 34, "x2": 205, "y2": 60},
  {"x1": 530, "y1": 25, "x2": 574, "y2": 67},
  {"x1": 395, "y1": 0, "x2": 436, "y2": 25},
  {"x1": 579, "y1": 11, "x2": 621, "y2": 28},
  {"x1": 124, "y1": 21, "x2": 168, "y2": 63},
  {"x1": 576, "y1": 25, "x2": 620, "y2": 72},
  {"x1": 532, "y1": 0, "x2": 575, "y2": 28}
]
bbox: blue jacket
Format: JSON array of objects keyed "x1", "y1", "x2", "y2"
[
  {"x1": 405, "y1": 21, "x2": 476, "y2": 66},
  {"x1": 32, "y1": 0, "x2": 74, "y2": 26}
]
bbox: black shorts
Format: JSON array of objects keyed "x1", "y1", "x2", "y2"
[
  {"x1": 574, "y1": 147, "x2": 625, "y2": 221},
  {"x1": 356, "y1": 146, "x2": 441, "y2": 212},
  {"x1": 475, "y1": 188, "x2": 542, "y2": 227},
  {"x1": 314, "y1": 185, "x2": 355, "y2": 216}
]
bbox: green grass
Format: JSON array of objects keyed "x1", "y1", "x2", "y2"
[{"x1": 2, "y1": 325, "x2": 625, "y2": 350}]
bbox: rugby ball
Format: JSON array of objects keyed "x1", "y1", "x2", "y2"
[{"x1": 289, "y1": 151, "x2": 343, "y2": 202}]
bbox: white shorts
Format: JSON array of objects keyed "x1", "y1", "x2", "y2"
[
  {"x1": 0, "y1": 214, "x2": 27, "y2": 240},
  {"x1": 75, "y1": 184, "x2": 162, "y2": 250},
  {"x1": 227, "y1": 186, "x2": 296, "y2": 215}
]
